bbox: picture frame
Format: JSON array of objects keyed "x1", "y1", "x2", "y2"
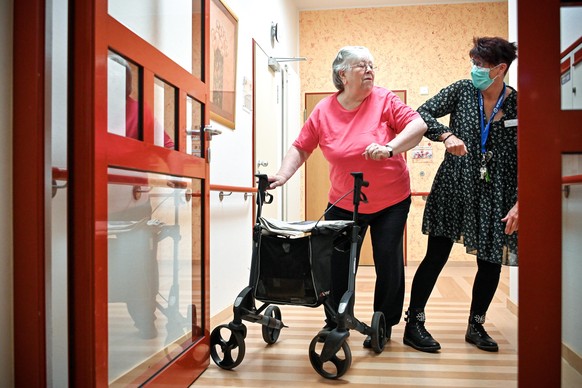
[{"x1": 209, "y1": 0, "x2": 238, "y2": 129}]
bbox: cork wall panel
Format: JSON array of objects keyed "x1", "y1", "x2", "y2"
[{"x1": 299, "y1": 3, "x2": 509, "y2": 262}]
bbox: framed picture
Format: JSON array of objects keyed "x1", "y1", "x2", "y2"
[{"x1": 209, "y1": 0, "x2": 238, "y2": 129}]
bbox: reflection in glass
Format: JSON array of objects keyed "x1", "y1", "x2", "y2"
[
  {"x1": 107, "y1": 168, "x2": 203, "y2": 384},
  {"x1": 186, "y1": 96, "x2": 204, "y2": 157},
  {"x1": 560, "y1": 5, "x2": 582, "y2": 110},
  {"x1": 108, "y1": 0, "x2": 203, "y2": 77},
  {"x1": 153, "y1": 78, "x2": 177, "y2": 149},
  {"x1": 561, "y1": 154, "x2": 582, "y2": 385},
  {"x1": 107, "y1": 52, "x2": 142, "y2": 140}
]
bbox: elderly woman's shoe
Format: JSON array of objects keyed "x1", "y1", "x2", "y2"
[
  {"x1": 403, "y1": 308, "x2": 441, "y2": 352},
  {"x1": 465, "y1": 312, "x2": 499, "y2": 352}
]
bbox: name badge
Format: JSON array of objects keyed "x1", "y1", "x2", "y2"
[{"x1": 504, "y1": 119, "x2": 518, "y2": 127}]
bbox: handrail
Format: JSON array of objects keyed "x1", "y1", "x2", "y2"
[
  {"x1": 209, "y1": 184, "x2": 257, "y2": 202},
  {"x1": 562, "y1": 174, "x2": 582, "y2": 198},
  {"x1": 411, "y1": 191, "x2": 430, "y2": 201},
  {"x1": 411, "y1": 191, "x2": 430, "y2": 197},
  {"x1": 209, "y1": 184, "x2": 257, "y2": 193},
  {"x1": 51, "y1": 167, "x2": 194, "y2": 200},
  {"x1": 52, "y1": 166, "x2": 260, "y2": 198},
  {"x1": 563, "y1": 174, "x2": 582, "y2": 185}
]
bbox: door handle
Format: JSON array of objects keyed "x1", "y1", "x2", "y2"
[
  {"x1": 185, "y1": 125, "x2": 222, "y2": 140},
  {"x1": 204, "y1": 125, "x2": 222, "y2": 139}
]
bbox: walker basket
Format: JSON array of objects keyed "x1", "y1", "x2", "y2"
[{"x1": 253, "y1": 219, "x2": 352, "y2": 307}]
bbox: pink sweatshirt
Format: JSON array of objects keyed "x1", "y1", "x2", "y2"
[{"x1": 293, "y1": 86, "x2": 419, "y2": 214}]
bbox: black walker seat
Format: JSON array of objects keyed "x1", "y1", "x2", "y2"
[{"x1": 209, "y1": 172, "x2": 387, "y2": 379}]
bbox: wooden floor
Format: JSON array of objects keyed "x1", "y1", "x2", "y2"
[{"x1": 194, "y1": 262, "x2": 581, "y2": 387}]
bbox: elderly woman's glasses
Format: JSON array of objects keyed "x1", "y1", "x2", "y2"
[{"x1": 350, "y1": 62, "x2": 377, "y2": 71}]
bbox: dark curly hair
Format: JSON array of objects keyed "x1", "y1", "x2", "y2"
[{"x1": 469, "y1": 37, "x2": 517, "y2": 74}]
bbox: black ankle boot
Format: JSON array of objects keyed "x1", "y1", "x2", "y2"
[
  {"x1": 403, "y1": 308, "x2": 441, "y2": 352},
  {"x1": 465, "y1": 312, "x2": 498, "y2": 352}
]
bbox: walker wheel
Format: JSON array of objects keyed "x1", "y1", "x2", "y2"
[
  {"x1": 308, "y1": 331, "x2": 352, "y2": 379},
  {"x1": 370, "y1": 311, "x2": 387, "y2": 354},
  {"x1": 261, "y1": 305, "x2": 282, "y2": 344},
  {"x1": 209, "y1": 324, "x2": 246, "y2": 369}
]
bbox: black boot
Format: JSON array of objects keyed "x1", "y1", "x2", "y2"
[
  {"x1": 403, "y1": 308, "x2": 441, "y2": 352},
  {"x1": 465, "y1": 312, "x2": 498, "y2": 352}
]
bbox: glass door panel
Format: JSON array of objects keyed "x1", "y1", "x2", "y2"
[
  {"x1": 107, "y1": 168, "x2": 203, "y2": 385},
  {"x1": 560, "y1": 4, "x2": 582, "y2": 110},
  {"x1": 561, "y1": 154, "x2": 582, "y2": 386},
  {"x1": 107, "y1": 52, "x2": 143, "y2": 141},
  {"x1": 153, "y1": 77, "x2": 177, "y2": 149},
  {"x1": 108, "y1": 0, "x2": 203, "y2": 77}
]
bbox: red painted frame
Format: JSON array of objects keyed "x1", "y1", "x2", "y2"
[
  {"x1": 518, "y1": 1, "x2": 582, "y2": 386},
  {"x1": 13, "y1": 0, "x2": 47, "y2": 386}
]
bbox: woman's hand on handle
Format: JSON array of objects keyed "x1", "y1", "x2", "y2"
[{"x1": 267, "y1": 174, "x2": 287, "y2": 189}]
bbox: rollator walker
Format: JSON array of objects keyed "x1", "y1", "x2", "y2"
[{"x1": 209, "y1": 172, "x2": 388, "y2": 379}]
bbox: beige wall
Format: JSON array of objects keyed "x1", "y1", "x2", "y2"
[{"x1": 299, "y1": 2, "x2": 508, "y2": 262}]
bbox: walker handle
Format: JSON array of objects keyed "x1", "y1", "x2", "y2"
[
  {"x1": 255, "y1": 174, "x2": 273, "y2": 219},
  {"x1": 351, "y1": 172, "x2": 368, "y2": 222}
]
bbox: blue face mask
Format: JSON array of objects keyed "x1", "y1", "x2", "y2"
[{"x1": 471, "y1": 65, "x2": 496, "y2": 90}]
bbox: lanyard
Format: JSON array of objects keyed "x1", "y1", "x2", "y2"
[{"x1": 478, "y1": 83, "x2": 506, "y2": 154}]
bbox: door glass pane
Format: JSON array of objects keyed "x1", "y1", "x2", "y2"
[
  {"x1": 560, "y1": 4, "x2": 582, "y2": 110},
  {"x1": 561, "y1": 154, "x2": 582, "y2": 385},
  {"x1": 107, "y1": 52, "x2": 142, "y2": 141},
  {"x1": 153, "y1": 77, "x2": 177, "y2": 149},
  {"x1": 107, "y1": 168, "x2": 203, "y2": 385},
  {"x1": 48, "y1": 1, "x2": 69, "y2": 385},
  {"x1": 186, "y1": 95, "x2": 204, "y2": 157},
  {"x1": 108, "y1": 0, "x2": 203, "y2": 78}
]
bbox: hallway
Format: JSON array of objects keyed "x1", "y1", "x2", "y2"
[
  {"x1": 197, "y1": 262, "x2": 521, "y2": 386},
  {"x1": 197, "y1": 261, "x2": 582, "y2": 386}
]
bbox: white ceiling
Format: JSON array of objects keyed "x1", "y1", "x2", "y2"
[{"x1": 292, "y1": 0, "x2": 503, "y2": 11}]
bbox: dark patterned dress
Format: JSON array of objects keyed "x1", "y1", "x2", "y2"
[{"x1": 418, "y1": 80, "x2": 518, "y2": 266}]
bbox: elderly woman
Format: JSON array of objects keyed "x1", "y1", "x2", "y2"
[{"x1": 268, "y1": 46, "x2": 427, "y2": 347}]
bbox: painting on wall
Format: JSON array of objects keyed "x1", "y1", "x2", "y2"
[
  {"x1": 210, "y1": 0, "x2": 238, "y2": 129},
  {"x1": 412, "y1": 141, "x2": 434, "y2": 162}
]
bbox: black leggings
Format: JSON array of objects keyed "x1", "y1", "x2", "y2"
[{"x1": 409, "y1": 235, "x2": 502, "y2": 315}]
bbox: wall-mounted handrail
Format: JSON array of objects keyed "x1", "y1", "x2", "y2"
[
  {"x1": 411, "y1": 191, "x2": 430, "y2": 200},
  {"x1": 562, "y1": 174, "x2": 582, "y2": 198},
  {"x1": 209, "y1": 184, "x2": 257, "y2": 202},
  {"x1": 51, "y1": 167, "x2": 196, "y2": 201},
  {"x1": 562, "y1": 174, "x2": 582, "y2": 185}
]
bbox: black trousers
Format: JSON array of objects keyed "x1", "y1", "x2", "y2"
[
  {"x1": 409, "y1": 235, "x2": 502, "y2": 315},
  {"x1": 324, "y1": 195, "x2": 411, "y2": 326}
]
